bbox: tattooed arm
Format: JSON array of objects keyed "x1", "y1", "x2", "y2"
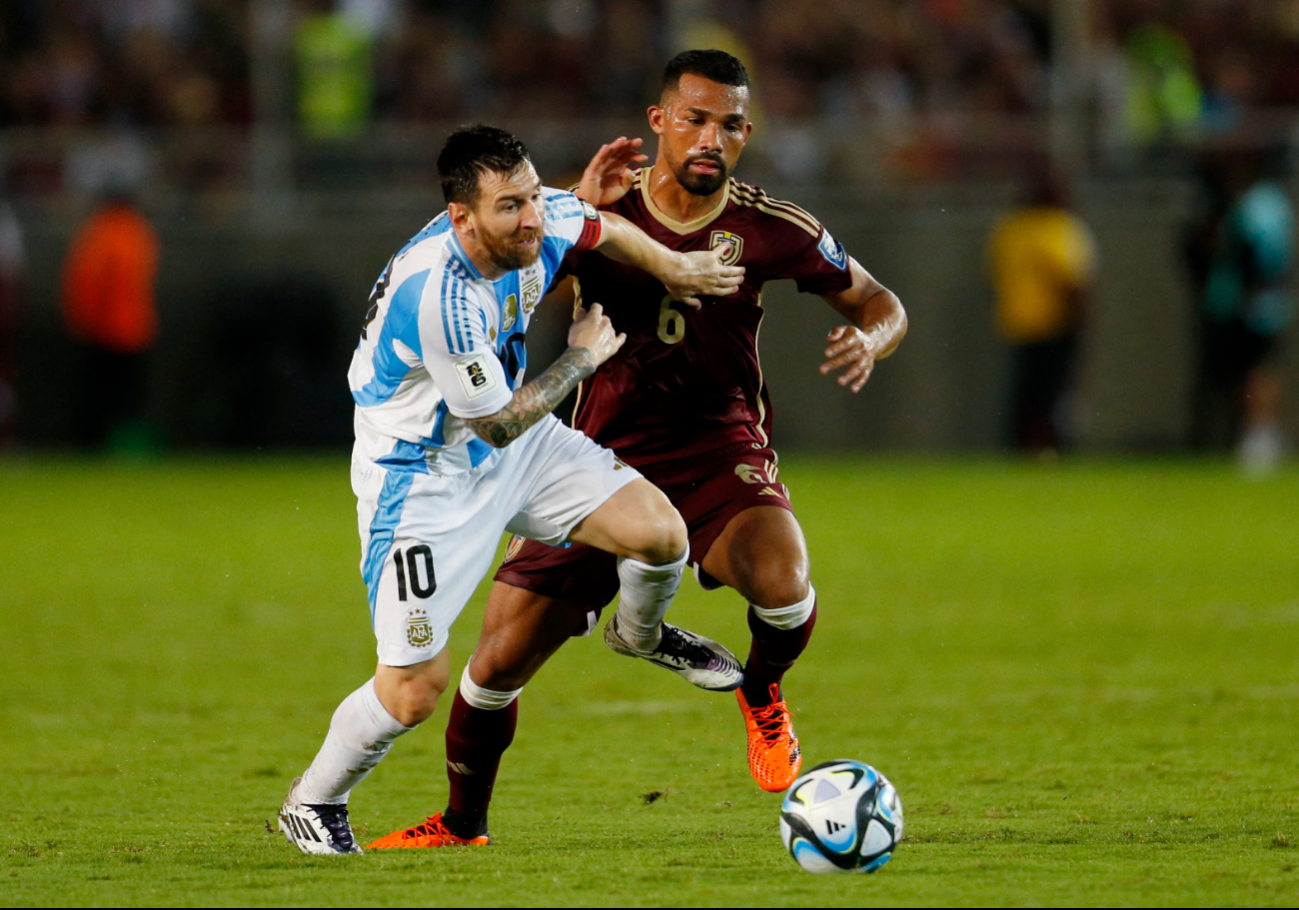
[
  {"x1": 465, "y1": 303, "x2": 626, "y2": 448},
  {"x1": 466, "y1": 347, "x2": 597, "y2": 447}
]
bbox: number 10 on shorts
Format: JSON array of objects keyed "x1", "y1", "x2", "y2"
[{"x1": 392, "y1": 545, "x2": 437, "y2": 601}]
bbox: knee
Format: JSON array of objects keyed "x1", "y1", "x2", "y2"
[
  {"x1": 468, "y1": 652, "x2": 531, "y2": 693},
  {"x1": 743, "y1": 556, "x2": 810, "y2": 610},
  {"x1": 383, "y1": 670, "x2": 449, "y2": 727},
  {"x1": 628, "y1": 504, "x2": 688, "y2": 565},
  {"x1": 389, "y1": 678, "x2": 445, "y2": 727}
]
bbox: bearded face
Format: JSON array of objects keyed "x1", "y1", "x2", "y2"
[
  {"x1": 479, "y1": 220, "x2": 543, "y2": 271},
  {"x1": 667, "y1": 147, "x2": 729, "y2": 196}
]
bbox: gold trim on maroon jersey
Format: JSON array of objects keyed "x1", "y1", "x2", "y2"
[
  {"x1": 730, "y1": 181, "x2": 822, "y2": 238},
  {"x1": 753, "y1": 297, "x2": 769, "y2": 447},
  {"x1": 637, "y1": 166, "x2": 732, "y2": 235}
]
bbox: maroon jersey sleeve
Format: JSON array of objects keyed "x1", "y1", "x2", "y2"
[{"x1": 748, "y1": 202, "x2": 854, "y2": 296}]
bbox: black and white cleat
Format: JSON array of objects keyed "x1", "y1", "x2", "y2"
[
  {"x1": 604, "y1": 615, "x2": 744, "y2": 692},
  {"x1": 278, "y1": 777, "x2": 363, "y2": 855}
]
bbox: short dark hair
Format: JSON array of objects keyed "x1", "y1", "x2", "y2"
[
  {"x1": 437, "y1": 125, "x2": 531, "y2": 208},
  {"x1": 662, "y1": 49, "x2": 750, "y2": 96}
]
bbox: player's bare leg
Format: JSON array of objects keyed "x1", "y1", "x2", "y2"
[
  {"x1": 383, "y1": 479, "x2": 740, "y2": 845},
  {"x1": 570, "y1": 478, "x2": 743, "y2": 691},
  {"x1": 702, "y1": 505, "x2": 817, "y2": 792}
]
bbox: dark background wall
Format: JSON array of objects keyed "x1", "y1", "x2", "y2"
[{"x1": 12, "y1": 176, "x2": 1296, "y2": 452}]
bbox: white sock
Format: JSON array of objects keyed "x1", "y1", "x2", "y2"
[
  {"x1": 615, "y1": 548, "x2": 688, "y2": 651},
  {"x1": 296, "y1": 678, "x2": 414, "y2": 805},
  {"x1": 459, "y1": 662, "x2": 523, "y2": 711},
  {"x1": 752, "y1": 585, "x2": 816, "y2": 630}
]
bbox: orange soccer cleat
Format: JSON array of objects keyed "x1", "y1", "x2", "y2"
[
  {"x1": 365, "y1": 813, "x2": 490, "y2": 849},
  {"x1": 736, "y1": 683, "x2": 802, "y2": 793}
]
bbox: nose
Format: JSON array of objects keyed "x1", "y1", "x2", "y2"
[
  {"x1": 695, "y1": 121, "x2": 721, "y2": 153},
  {"x1": 519, "y1": 198, "x2": 542, "y2": 230}
]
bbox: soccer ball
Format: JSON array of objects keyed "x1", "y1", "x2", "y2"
[{"x1": 779, "y1": 760, "x2": 903, "y2": 874}]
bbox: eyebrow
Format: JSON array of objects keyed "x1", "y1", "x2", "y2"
[
  {"x1": 494, "y1": 177, "x2": 543, "y2": 206},
  {"x1": 684, "y1": 106, "x2": 746, "y2": 124}
]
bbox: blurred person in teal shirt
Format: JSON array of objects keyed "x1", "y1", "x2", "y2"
[{"x1": 1185, "y1": 148, "x2": 1294, "y2": 471}]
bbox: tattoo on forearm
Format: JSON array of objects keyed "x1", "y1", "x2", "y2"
[{"x1": 466, "y1": 348, "x2": 596, "y2": 447}]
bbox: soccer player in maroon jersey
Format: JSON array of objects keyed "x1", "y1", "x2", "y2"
[{"x1": 397, "y1": 50, "x2": 906, "y2": 846}]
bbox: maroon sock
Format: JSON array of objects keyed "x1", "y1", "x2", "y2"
[
  {"x1": 442, "y1": 689, "x2": 517, "y2": 838},
  {"x1": 741, "y1": 602, "x2": 817, "y2": 707}
]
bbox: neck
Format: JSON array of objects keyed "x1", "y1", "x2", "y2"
[
  {"x1": 454, "y1": 227, "x2": 506, "y2": 280},
  {"x1": 647, "y1": 155, "x2": 726, "y2": 224}
]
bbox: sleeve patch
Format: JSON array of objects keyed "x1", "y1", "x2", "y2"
[
  {"x1": 455, "y1": 352, "x2": 499, "y2": 400},
  {"x1": 817, "y1": 228, "x2": 848, "y2": 270},
  {"x1": 581, "y1": 200, "x2": 599, "y2": 221}
]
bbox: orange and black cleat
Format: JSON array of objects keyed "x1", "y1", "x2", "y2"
[
  {"x1": 736, "y1": 683, "x2": 802, "y2": 792},
  {"x1": 366, "y1": 812, "x2": 490, "y2": 849}
]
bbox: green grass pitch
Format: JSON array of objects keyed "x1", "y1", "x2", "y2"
[{"x1": 1, "y1": 455, "x2": 1297, "y2": 907}]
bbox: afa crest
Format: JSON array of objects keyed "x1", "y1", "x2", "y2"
[
  {"x1": 406, "y1": 608, "x2": 433, "y2": 648},
  {"x1": 710, "y1": 230, "x2": 745, "y2": 266},
  {"x1": 521, "y1": 272, "x2": 543, "y2": 316}
]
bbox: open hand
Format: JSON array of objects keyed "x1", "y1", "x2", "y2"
[
  {"x1": 578, "y1": 137, "x2": 647, "y2": 207},
  {"x1": 820, "y1": 325, "x2": 883, "y2": 393},
  {"x1": 665, "y1": 246, "x2": 745, "y2": 309}
]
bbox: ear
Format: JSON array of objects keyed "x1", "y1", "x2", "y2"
[
  {"x1": 448, "y1": 201, "x2": 473, "y2": 234},
  {"x1": 647, "y1": 103, "x2": 666, "y2": 136}
]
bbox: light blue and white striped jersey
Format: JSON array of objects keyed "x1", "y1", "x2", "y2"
[{"x1": 348, "y1": 187, "x2": 602, "y2": 473}]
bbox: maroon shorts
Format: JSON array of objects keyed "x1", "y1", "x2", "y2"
[{"x1": 493, "y1": 442, "x2": 794, "y2": 611}]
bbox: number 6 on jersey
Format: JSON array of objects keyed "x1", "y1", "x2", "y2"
[{"x1": 657, "y1": 295, "x2": 686, "y2": 344}]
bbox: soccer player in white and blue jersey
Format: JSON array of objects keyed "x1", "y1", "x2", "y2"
[{"x1": 278, "y1": 126, "x2": 747, "y2": 854}]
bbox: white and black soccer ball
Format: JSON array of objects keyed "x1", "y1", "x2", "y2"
[{"x1": 779, "y1": 759, "x2": 903, "y2": 874}]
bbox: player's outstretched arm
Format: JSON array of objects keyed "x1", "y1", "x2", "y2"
[
  {"x1": 819, "y1": 257, "x2": 908, "y2": 393},
  {"x1": 465, "y1": 304, "x2": 626, "y2": 448},
  {"x1": 594, "y1": 212, "x2": 744, "y2": 308}
]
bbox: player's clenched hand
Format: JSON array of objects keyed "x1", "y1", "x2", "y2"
[
  {"x1": 568, "y1": 303, "x2": 626, "y2": 368},
  {"x1": 577, "y1": 137, "x2": 646, "y2": 207},
  {"x1": 820, "y1": 325, "x2": 883, "y2": 393},
  {"x1": 665, "y1": 246, "x2": 745, "y2": 309}
]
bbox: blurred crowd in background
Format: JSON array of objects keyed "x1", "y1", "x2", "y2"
[
  {"x1": 3, "y1": 0, "x2": 1299, "y2": 127},
  {"x1": 3, "y1": 0, "x2": 1299, "y2": 193},
  {"x1": 0, "y1": 1, "x2": 1295, "y2": 462}
]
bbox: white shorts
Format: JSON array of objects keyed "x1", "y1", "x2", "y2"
[{"x1": 353, "y1": 415, "x2": 641, "y2": 667}]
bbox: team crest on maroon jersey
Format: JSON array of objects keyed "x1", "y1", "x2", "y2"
[
  {"x1": 503, "y1": 534, "x2": 525, "y2": 563},
  {"x1": 710, "y1": 230, "x2": 744, "y2": 266}
]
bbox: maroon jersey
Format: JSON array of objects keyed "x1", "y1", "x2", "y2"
[{"x1": 568, "y1": 167, "x2": 854, "y2": 465}]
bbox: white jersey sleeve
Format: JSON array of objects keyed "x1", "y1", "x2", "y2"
[
  {"x1": 419, "y1": 269, "x2": 512, "y2": 420},
  {"x1": 538, "y1": 188, "x2": 602, "y2": 283}
]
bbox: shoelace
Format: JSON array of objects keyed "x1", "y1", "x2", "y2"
[
  {"x1": 310, "y1": 804, "x2": 357, "y2": 849},
  {"x1": 658, "y1": 625, "x2": 714, "y2": 665},
  {"x1": 403, "y1": 816, "x2": 449, "y2": 839},
  {"x1": 750, "y1": 689, "x2": 794, "y2": 746}
]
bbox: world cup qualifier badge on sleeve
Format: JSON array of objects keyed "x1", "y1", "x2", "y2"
[{"x1": 817, "y1": 228, "x2": 848, "y2": 270}]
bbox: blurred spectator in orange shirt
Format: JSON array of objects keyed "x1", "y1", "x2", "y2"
[{"x1": 61, "y1": 191, "x2": 160, "y2": 451}]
